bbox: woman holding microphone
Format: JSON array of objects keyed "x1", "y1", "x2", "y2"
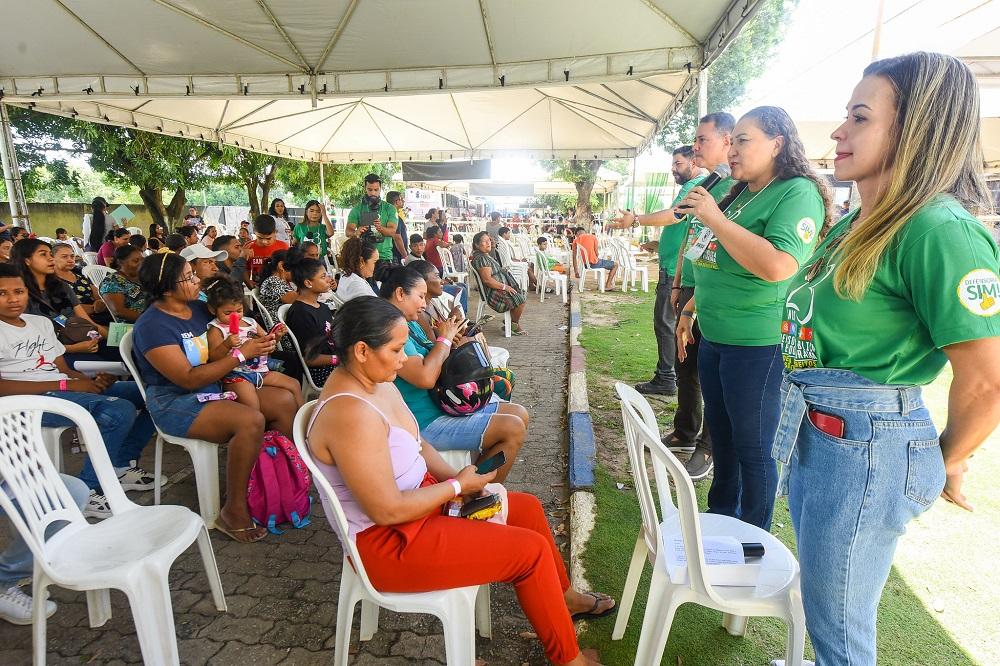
[
  {"x1": 675, "y1": 106, "x2": 829, "y2": 530},
  {"x1": 773, "y1": 53, "x2": 1000, "y2": 664}
]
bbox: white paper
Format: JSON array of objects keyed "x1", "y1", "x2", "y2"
[{"x1": 665, "y1": 536, "x2": 762, "y2": 587}]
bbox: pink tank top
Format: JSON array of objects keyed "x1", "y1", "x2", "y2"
[{"x1": 307, "y1": 390, "x2": 427, "y2": 539}]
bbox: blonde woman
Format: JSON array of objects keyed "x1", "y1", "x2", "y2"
[{"x1": 772, "y1": 52, "x2": 1000, "y2": 664}]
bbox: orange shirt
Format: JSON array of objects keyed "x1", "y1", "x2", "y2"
[
  {"x1": 248, "y1": 239, "x2": 289, "y2": 280},
  {"x1": 574, "y1": 234, "x2": 599, "y2": 264}
]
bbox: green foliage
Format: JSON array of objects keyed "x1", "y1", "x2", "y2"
[
  {"x1": 527, "y1": 192, "x2": 605, "y2": 214},
  {"x1": 277, "y1": 161, "x2": 399, "y2": 207},
  {"x1": 656, "y1": 0, "x2": 795, "y2": 149}
]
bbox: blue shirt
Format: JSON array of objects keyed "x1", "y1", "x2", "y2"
[
  {"x1": 132, "y1": 301, "x2": 213, "y2": 387},
  {"x1": 393, "y1": 321, "x2": 442, "y2": 430}
]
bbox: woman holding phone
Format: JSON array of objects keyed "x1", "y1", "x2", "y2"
[
  {"x1": 771, "y1": 53, "x2": 1000, "y2": 664},
  {"x1": 307, "y1": 296, "x2": 612, "y2": 665}
]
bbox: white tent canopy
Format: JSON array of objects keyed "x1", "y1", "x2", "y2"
[{"x1": 0, "y1": 0, "x2": 762, "y2": 163}]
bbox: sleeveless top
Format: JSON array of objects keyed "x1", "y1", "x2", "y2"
[{"x1": 307, "y1": 389, "x2": 427, "y2": 539}]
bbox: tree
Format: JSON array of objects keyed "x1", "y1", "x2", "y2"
[
  {"x1": 539, "y1": 159, "x2": 603, "y2": 229},
  {"x1": 213, "y1": 148, "x2": 284, "y2": 218},
  {"x1": 656, "y1": 0, "x2": 794, "y2": 148},
  {"x1": 276, "y1": 161, "x2": 399, "y2": 207}
]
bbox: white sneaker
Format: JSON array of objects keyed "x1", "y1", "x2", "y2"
[
  {"x1": 84, "y1": 490, "x2": 112, "y2": 519},
  {"x1": 0, "y1": 585, "x2": 56, "y2": 625},
  {"x1": 116, "y1": 465, "x2": 164, "y2": 492}
]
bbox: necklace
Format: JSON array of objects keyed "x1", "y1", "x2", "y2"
[{"x1": 723, "y1": 177, "x2": 776, "y2": 221}]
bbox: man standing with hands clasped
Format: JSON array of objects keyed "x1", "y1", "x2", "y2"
[
  {"x1": 612, "y1": 112, "x2": 735, "y2": 481},
  {"x1": 346, "y1": 174, "x2": 399, "y2": 281}
]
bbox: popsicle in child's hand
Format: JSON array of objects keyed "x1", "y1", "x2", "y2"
[{"x1": 229, "y1": 312, "x2": 240, "y2": 335}]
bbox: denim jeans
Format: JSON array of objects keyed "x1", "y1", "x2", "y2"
[
  {"x1": 0, "y1": 474, "x2": 90, "y2": 587},
  {"x1": 698, "y1": 339, "x2": 782, "y2": 529},
  {"x1": 651, "y1": 270, "x2": 677, "y2": 386},
  {"x1": 773, "y1": 368, "x2": 946, "y2": 665},
  {"x1": 41, "y1": 382, "x2": 156, "y2": 493}
]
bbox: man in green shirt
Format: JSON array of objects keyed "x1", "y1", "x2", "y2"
[
  {"x1": 346, "y1": 173, "x2": 398, "y2": 278},
  {"x1": 613, "y1": 112, "x2": 735, "y2": 480}
]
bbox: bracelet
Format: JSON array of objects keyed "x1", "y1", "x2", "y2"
[
  {"x1": 436, "y1": 336, "x2": 453, "y2": 348},
  {"x1": 446, "y1": 478, "x2": 462, "y2": 497},
  {"x1": 59, "y1": 379, "x2": 68, "y2": 392},
  {"x1": 671, "y1": 286, "x2": 682, "y2": 291},
  {"x1": 231, "y1": 348, "x2": 246, "y2": 363},
  {"x1": 679, "y1": 310, "x2": 696, "y2": 319}
]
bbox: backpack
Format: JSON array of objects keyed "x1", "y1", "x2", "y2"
[
  {"x1": 247, "y1": 430, "x2": 313, "y2": 534},
  {"x1": 429, "y1": 340, "x2": 495, "y2": 416}
]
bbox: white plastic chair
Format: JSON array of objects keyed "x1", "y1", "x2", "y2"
[
  {"x1": 439, "y1": 246, "x2": 468, "y2": 284},
  {"x1": 120, "y1": 331, "x2": 222, "y2": 528},
  {"x1": 291, "y1": 401, "x2": 491, "y2": 665},
  {"x1": 495, "y1": 240, "x2": 529, "y2": 292},
  {"x1": 82, "y1": 265, "x2": 114, "y2": 288},
  {"x1": 612, "y1": 383, "x2": 805, "y2": 666},
  {"x1": 610, "y1": 239, "x2": 649, "y2": 292},
  {"x1": 468, "y1": 264, "x2": 512, "y2": 338},
  {"x1": 126, "y1": 226, "x2": 142, "y2": 237},
  {"x1": 0, "y1": 395, "x2": 226, "y2": 666},
  {"x1": 574, "y1": 244, "x2": 606, "y2": 293},
  {"x1": 82, "y1": 252, "x2": 99, "y2": 266},
  {"x1": 41, "y1": 426, "x2": 74, "y2": 472},
  {"x1": 533, "y1": 249, "x2": 568, "y2": 304},
  {"x1": 277, "y1": 304, "x2": 323, "y2": 400},
  {"x1": 249, "y1": 288, "x2": 275, "y2": 329}
]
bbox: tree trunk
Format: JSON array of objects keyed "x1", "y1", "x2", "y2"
[
  {"x1": 574, "y1": 180, "x2": 596, "y2": 230},
  {"x1": 260, "y1": 164, "x2": 278, "y2": 218},
  {"x1": 165, "y1": 188, "x2": 186, "y2": 228},
  {"x1": 138, "y1": 187, "x2": 167, "y2": 229},
  {"x1": 245, "y1": 179, "x2": 261, "y2": 220}
]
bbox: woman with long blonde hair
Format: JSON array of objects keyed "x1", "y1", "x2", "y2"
[{"x1": 773, "y1": 52, "x2": 1000, "y2": 664}]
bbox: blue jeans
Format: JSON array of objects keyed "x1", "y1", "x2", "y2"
[
  {"x1": 41, "y1": 382, "x2": 156, "y2": 493},
  {"x1": 772, "y1": 369, "x2": 946, "y2": 665},
  {"x1": 698, "y1": 339, "x2": 782, "y2": 529},
  {"x1": 0, "y1": 474, "x2": 90, "y2": 587},
  {"x1": 443, "y1": 283, "x2": 469, "y2": 313}
]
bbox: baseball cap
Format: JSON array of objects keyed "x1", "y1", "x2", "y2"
[{"x1": 180, "y1": 245, "x2": 228, "y2": 262}]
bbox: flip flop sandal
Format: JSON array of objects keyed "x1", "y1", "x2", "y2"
[
  {"x1": 215, "y1": 516, "x2": 267, "y2": 543},
  {"x1": 571, "y1": 592, "x2": 618, "y2": 621},
  {"x1": 510, "y1": 325, "x2": 527, "y2": 336}
]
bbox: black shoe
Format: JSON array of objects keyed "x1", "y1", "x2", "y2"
[
  {"x1": 684, "y1": 446, "x2": 713, "y2": 481},
  {"x1": 634, "y1": 380, "x2": 678, "y2": 396},
  {"x1": 661, "y1": 433, "x2": 696, "y2": 453}
]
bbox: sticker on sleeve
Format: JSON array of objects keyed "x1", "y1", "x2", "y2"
[
  {"x1": 957, "y1": 269, "x2": 1000, "y2": 316},
  {"x1": 796, "y1": 218, "x2": 817, "y2": 244}
]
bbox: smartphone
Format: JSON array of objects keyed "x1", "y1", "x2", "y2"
[
  {"x1": 475, "y1": 451, "x2": 506, "y2": 475},
  {"x1": 459, "y1": 492, "x2": 502, "y2": 518},
  {"x1": 267, "y1": 322, "x2": 284, "y2": 336},
  {"x1": 808, "y1": 408, "x2": 845, "y2": 438}
]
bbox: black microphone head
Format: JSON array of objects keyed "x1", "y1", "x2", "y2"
[
  {"x1": 712, "y1": 163, "x2": 732, "y2": 180},
  {"x1": 700, "y1": 163, "x2": 732, "y2": 191}
]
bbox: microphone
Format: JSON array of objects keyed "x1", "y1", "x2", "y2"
[{"x1": 675, "y1": 163, "x2": 732, "y2": 216}]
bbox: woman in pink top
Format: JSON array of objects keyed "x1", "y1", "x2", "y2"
[
  {"x1": 307, "y1": 296, "x2": 613, "y2": 665},
  {"x1": 96, "y1": 228, "x2": 131, "y2": 266}
]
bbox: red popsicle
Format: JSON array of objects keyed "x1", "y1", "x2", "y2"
[{"x1": 229, "y1": 312, "x2": 240, "y2": 335}]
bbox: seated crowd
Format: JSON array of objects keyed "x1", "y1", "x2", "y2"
[{"x1": 0, "y1": 200, "x2": 606, "y2": 665}]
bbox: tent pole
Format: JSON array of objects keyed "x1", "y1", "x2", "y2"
[
  {"x1": 0, "y1": 103, "x2": 30, "y2": 232},
  {"x1": 698, "y1": 68, "x2": 709, "y2": 119},
  {"x1": 319, "y1": 161, "x2": 327, "y2": 206}
]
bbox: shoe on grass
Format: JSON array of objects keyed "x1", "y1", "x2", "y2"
[
  {"x1": 634, "y1": 380, "x2": 677, "y2": 397},
  {"x1": 684, "y1": 447, "x2": 713, "y2": 481},
  {"x1": 0, "y1": 585, "x2": 56, "y2": 625},
  {"x1": 117, "y1": 465, "x2": 165, "y2": 492},
  {"x1": 661, "y1": 433, "x2": 696, "y2": 454},
  {"x1": 83, "y1": 490, "x2": 112, "y2": 519}
]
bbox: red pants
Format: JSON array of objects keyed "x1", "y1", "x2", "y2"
[{"x1": 356, "y1": 492, "x2": 579, "y2": 665}]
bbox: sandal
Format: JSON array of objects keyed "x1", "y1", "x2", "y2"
[
  {"x1": 511, "y1": 324, "x2": 527, "y2": 336},
  {"x1": 215, "y1": 515, "x2": 267, "y2": 543},
  {"x1": 571, "y1": 592, "x2": 617, "y2": 621}
]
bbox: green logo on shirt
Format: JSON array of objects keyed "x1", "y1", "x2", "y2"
[{"x1": 957, "y1": 269, "x2": 1000, "y2": 316}]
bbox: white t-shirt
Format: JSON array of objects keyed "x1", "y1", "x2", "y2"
[
  {"x1": 272, "y1": 215, "x2": 292, "y2": 244},
  {"x1": 0, "y1": 314, "x2": 69, "y2": 382},
  {"x1": 336, "y1": 272, "x2": 377, "y2": 303}
]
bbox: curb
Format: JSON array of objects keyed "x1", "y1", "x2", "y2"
[{"x1": 566, "y1": 283, "x2": 597, "y2": 592}]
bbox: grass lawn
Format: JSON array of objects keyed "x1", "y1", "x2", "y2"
[{"x1": 575, "y1": 284, "x2": 997, "y2": 665}]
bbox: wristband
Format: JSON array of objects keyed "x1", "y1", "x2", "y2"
[
  {"x1": 59, "y1": 379, "x2": 68, "y2": 392},
  {"x1": 679, "y1": 310, "x2": 696, "y2": 319},
  {"x1": 671, "y1": 286, "x2": 682, "y2": 291},
  {"x1": 436, "y1": 336, "x2": 453, "y2": 348},
  {"x1": 446, "y1": 478, "x2": 462, "y2": 497},
  {"x1": 231, "y1": 348, "x2": 246, "y2": 363}
]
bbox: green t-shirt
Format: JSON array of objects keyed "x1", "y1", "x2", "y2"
[
  {"x1": 347, "y1": 200, "x2": 398, "y2": 261},
  {"x1": 657, "y1": 175, "x2": 705, "y2": 272},
  {"x1": 680, "y1": 177, "x2": 736, "y2": 286},
  {"x1": 781, "y1": 196, "x2": 1000, "y2": 385},
  {"x1": 393, "y1": 322, "x2": 442, "y2": 430},
  {"x1": 292, "y1": 223, "x2": 329, "y2": 254},
  {"x1": 692, "y1": 177, "x2": 824, "y2": 346}
]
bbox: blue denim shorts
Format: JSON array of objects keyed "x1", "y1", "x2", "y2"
[
  {"x1": 145, "y1": 382, "x2": 220, "y2": 437},
  {"x1": 588, "y1": 258, "x2": 615, "y2": 270},
  {"x1": 422, "y1": 402, "x2": 500, "y2": 452}
]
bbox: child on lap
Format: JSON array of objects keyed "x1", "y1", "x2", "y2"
[{"x1": 205, "y1": 277, "x2": 303, "y2": 411}]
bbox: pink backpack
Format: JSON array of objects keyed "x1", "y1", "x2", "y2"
[{"x1": 247, "y1": 430, "x2": 313, "y2": 534}]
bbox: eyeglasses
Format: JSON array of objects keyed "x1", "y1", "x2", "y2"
[{"x1": 175, "y1": 273, "x2": 199, "y2": 285}]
